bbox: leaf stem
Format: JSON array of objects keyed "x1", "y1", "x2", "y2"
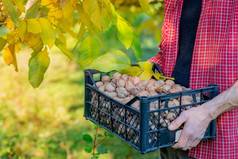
[
  {"x1": 72, "y1": 23, "x2": 86, "y2": 53},
  {"x1": 95, "y1": 133, "x2": 110, "y2": 147},
  {"x1": 92, "y1": 125, "x2": 99, "y2": 157}
]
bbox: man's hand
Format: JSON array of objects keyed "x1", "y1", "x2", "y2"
[
  {"x1": 168, "y1": 80, "x2": 238, "y2": 150},
  {"x1": 168, "y1": 105, "x2": 212, "y2": 150}
]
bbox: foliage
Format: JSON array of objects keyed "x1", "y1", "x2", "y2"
[
  {"x1": 83, "y1": 125, "x2": 114, "y2": 158},
  {"x1": 0, "y1": 0, "x2": 164, "y2": 88}
]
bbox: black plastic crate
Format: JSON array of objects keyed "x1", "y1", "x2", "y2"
[{"x1": 84, "y1": 64, "x2": 219, "y2": 154}]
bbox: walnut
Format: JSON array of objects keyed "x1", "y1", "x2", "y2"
[{"x1": 101, "y1": 75, "x2": 111, "y2": 83}]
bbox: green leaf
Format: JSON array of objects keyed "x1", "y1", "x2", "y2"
[
  {"x1": 84, "y1": 145, "x2": 93, "y2": 153},
  {"x1": 97, "y1": 145, "x2": 108, "y2": 154},
  {"x1": 39, "y1": 18, "x2": 56, "y2": 48},
  {"x1": 0, "y1": 26, "x2": 9, "y2": 37},
  {"x1": 108, "y1": 134, "x2": 114, "y2": 138},
  {"x1": 98, "y1": 134, "x2": 103, "y2": 137},
  {"x1": 101, "y1": 6, "x2": 111, "y2": 31},
  {"x1": 28, "y1": 49, "x2": 50, "y2": 88},
  {"x1": 89, "y1": 50, "x2": 131, "y2": 72},
  {"x1": 119, "y1": 66, "x2": 142, "y2": 77},
  {"x1": 26, "y1": 1, "x2": 40, "y2": 18},
  {"x1": 104, "y1": 131, "x2": 108, "y2": 136},
  {"x1": 2, "y1": 0, "x2": 19, "y2": 26},
  {"x1": 55, "y1": 38, "x2": 74, "y2": 60},
  {"x1": 131, "y1": 34, "x2": 142, "y2": 60},
  {"x1": 82, "y1": 134, "x2": 93, "y2": 143},
  {"x1": 0, "y1": 38, "x2": 7, "y2": 52},
  {"x1": 78, "y1": 36, "x2": 101, "y2": 70},
  {"x1": 27, "y1": 19, "x2": 42, "y2": 34},
  {"x1": 138, "y1": 0, "x2": 152, "y2": 16},
  {"x1": 18, "y1": 20, "x2": 27, "y2": 36},
  {"x1": 116, "y1": 15, "x2": 134, "y2": 49}
]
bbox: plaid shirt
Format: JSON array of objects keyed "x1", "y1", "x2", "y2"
[{"x1": 149, "y1": 0, "x2": 238, "y2": 158}]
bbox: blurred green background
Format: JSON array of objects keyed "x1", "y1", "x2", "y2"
[{"x1": 0, "y1": 13, "x2": 160, "y2": 159}]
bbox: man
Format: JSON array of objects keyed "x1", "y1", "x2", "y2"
[{"x1": 149, "y1": 0, "x2": 238, "y2": 158}]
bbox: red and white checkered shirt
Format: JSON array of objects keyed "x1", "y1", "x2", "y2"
[{"x1": 149, "y1": 0, "x2": 238, "y2": 158}]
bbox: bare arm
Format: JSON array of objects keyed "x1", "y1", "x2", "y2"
[{"x1": 168, "y1": 80, "x2": 238, "y2": 150}]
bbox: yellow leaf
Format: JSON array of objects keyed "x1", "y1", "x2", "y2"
[
  {"x1": 3, "y1": 46, "x2": 14, "y2": 65},
  {"x1": 27, "y1": 19, "x2": 42, "y2": 34},
  {"x1": 77, "y1": 4, "x2": 93, "y2": 30},
  {"x1": 83, "y1": 0, "x2": 102, "y2": 31},
  {"x1": 70, "y1": 0, "x2": 78, "y2": 5},
  {"x1": 21, "y1": 32, "x2": 43, "y2": 51},
  {"x1": 138, "y1": 61, "x2": 154, "y2": 81},
  {"x1": 41, "y1": 0, "x2": 50, "y2": 6},
  {"x1": 3, "y1": 44, "x2": 18, "y2": 71},
  {"x1": 12, "y1": 0, "x2": 25, "y2": 12},
  {"x1": 5, "y1": 17, "x2": 15, "y2": 29},
  {"x1": 15, "y1": 43, "x2": 21, "y2": 53},
  {"x1": 138, "y1": 61, "x2": 154, "y2": 72},
  {"x1": 114, "y1": 0, "x2": 124, "y2": 5},
  {"x1": 76, "y1": 4, "x2": 108, "y2": 52},
  {"x1": 62, "y1": 1, "x2": 74, "y2": 24},
  {"x1": 58, "y1": 18, "x2": 77, "y2": 39},
  {"x1": 39, "y1": 18, "x2": 56, "y2": 48},
  {"x1": 139, "y1": 70, "x2": 153, "y2": 81},
  {"x1": 118, "y1": 66, "x2": 142, "y2": 77},
  {"x1": 18, "y1": 20, "x2": 26, "y2": 36},
  {"x1": 116, "y1": 15, "x2": 134, "y2": 49},
  {"x1": 154, "y1": 73, "x2": 163, "y2": 80},
  {"x1": 138, "y1": 0, "x2": 152, "y2": 16},
  {"x1": 7, "y1": 29, "x2": 18, "y2": 44},
  {"x1": 56, "y1": 29, "x2": 67, "y2": 46}
]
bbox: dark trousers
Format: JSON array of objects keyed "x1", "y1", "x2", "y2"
[{"x1": 159, "y1": 147, "x2": 195, "y2": 159}]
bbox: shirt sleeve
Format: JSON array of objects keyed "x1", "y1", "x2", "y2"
[{"x1": 147, "y1": 51, "x2": 165, "y2": 71}]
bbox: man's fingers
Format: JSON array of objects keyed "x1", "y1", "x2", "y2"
[
  {"x1": 172, "y1": 126, "x2": 189, "y2": 149},
  {"x1": 168, "y1": 112, "x2": 188, "y2": 130}
]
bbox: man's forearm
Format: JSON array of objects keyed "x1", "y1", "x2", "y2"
[{"x1": 204, "y1": 80, "x2": 238, "y2": 120}]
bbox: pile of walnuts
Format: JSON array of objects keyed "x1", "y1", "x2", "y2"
[
  {"x1": 91, "y1": 72, "x2": 202, "y2": 135},
  {"x1": 95, "y1": 72, "x2": 199, "y2": 107}
]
